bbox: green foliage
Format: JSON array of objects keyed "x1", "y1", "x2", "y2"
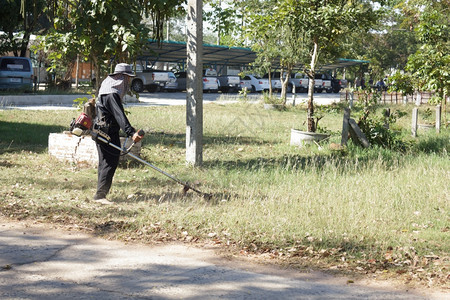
[
  {"x1": 398, "y1": 0, "x2": 450, "y2": 101},
  {"x1": 203, "y1": 0, "x2": 243, "y2": 46},
  {"x1": 0, "y1": 0, "x2": 47, "y2": 57},
  {"x1": 414, "y1": 134, "x2": 450, "y2": 154},
  {"x1": 262, "y1": 94, "x2": 284, "y2": 105},
  {"x1": 31, "y1": 0, "x2": 184, "y2": 89},
  {"x1": 388, "y1": 71, "x2": 414, "y2": 96},
  {"x1": 422, "y1": 107, "x2": 433, "y2": 121},
  {"x1": 238, "y1": 86, "x2": 249, "y2": 101},
  {"x1": 353, "y1": 90, "x2": 409, "y2": 151}
]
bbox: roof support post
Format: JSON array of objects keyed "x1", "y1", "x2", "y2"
[{"x1": 186, "y1": 0, "x2": 203, "y2": 166}]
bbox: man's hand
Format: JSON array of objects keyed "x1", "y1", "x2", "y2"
[{"x1": 132, "y1": 129, "x2": 145, "y2": 143}]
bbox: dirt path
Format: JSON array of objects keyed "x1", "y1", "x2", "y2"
[{"x1": 0, "y1": 218, "x2": 447, "y2": 300}]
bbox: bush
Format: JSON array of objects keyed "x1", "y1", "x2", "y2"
[{"x1": 353, "y1": 89, "x2": 409, "y2": 151}]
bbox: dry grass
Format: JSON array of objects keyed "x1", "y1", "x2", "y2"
[{"x1": 0, "y1": 101, "x2": 449, "y2": 288}]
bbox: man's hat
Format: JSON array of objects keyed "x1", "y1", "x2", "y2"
[{"x1": 110, "y1": 63, "x2": 135, "y2": 77}]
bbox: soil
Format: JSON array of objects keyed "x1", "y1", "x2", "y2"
[{"x1": 1, "y1": 216, "x2": 448, "y2": 299}]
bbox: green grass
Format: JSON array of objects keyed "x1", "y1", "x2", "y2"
[{"x1": 0, "y1": 102, "x2": 449, "y2": 288}]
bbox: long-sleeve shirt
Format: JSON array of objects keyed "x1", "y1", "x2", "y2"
[{"x1": 96, "y1": 73, "x2": 135, "y2": 137}]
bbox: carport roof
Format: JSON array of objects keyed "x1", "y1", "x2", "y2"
[
  {"x1": 139, "y1": 40, "x2": 369, "y2": 70},
  {"x1": 317, "y1": 58, "x2": 371, "y2": 71},
  {"x1": 139, "y1": 39, "x2": 257, "y2": 66}
]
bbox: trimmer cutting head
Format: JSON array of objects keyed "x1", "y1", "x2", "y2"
[{"x1": 181, "y1": 184, "x2": 212, "y2": 200}]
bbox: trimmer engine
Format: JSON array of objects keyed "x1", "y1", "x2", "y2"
[{"x1": 71, "y1": 112, "x2": 92, "y2": 136}]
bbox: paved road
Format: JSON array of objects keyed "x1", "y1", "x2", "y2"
[
  {"x1": 1, "y1": 218, "x2": 444, "y2": 300},
  {"x1": 0, "y1": 91, "x2": 343, "y2": 110}
]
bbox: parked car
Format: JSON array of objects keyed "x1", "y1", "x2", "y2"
[
  {"x1": 263, "y1": 72, "x2": 294, "y2": 93},
  {"x1": 131, "y1": 63, "x2": 176, "y2": 93},
  {"x1": 174, "y1": 69, "x2": 220, "y2": 93},
  {"x1": 240, "y1": 75, "x2": 270, "y2": 93},
  {"x1": 202, "y1": 68, "x2": 219, "y2": 93},
  {"x1": 0, "y1": 56, "x2": 34, "y2": 92},
  {"x1": 218, "y1": 74, "x2": 241, "y2": 93}
]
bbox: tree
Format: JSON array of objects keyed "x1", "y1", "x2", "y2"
[
  {"x1": 241, "y1": 0, "x2": 279, "y2": 96},
  {"x1": 337, "y1": 0, "x2": 419, "y2": 84},
  {"x1": 35, "y1": 0, "x2": 183, "y2": 90},
  {"x1": 242, "y1": 0, "x2": 306, "y2": 101},
  {"x1": 203, "y1": 0, "x2": 243, "y2": 46},
  {"x1": 241, "y1": 0, "x2": 381, "y2": 131},
  {"x1": 402, "y1": 0, "x2": 449, "y2": 102},
  {"x1": 282, "y1": 0, "x2": 382, "y2": 132},
  {"x1": 0, "y1": 0, "x2": 47, "y2": 57}
]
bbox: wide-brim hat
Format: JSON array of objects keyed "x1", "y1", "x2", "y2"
[{"x1": 110, "y1": 63, "x2": 136, "y2": 77}]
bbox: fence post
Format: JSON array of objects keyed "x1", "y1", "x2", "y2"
[
  {"x1": 341, "y1": 108, "x2": 351, "y2": 146},
  {"x1": 349, "y1": 119, "x2": 370, "y2": 148},
  {"x1": 291, "y1": 85, "x2": 296, "y2": 106},
  {"x1": 415, "y1": 92, "x2": 422, "y2": 106},
  {"x1": 349, "y1": 92, "x2": 354, "y2": 109},
  {"x1": 436, "y1": 105, "x2": 441, "y2": 133},
  {"x1": 412, "y1": 107, "x2": 418, "y2": 137}
]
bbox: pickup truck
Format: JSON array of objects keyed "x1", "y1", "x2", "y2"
[
  {"x1": 314, "y1": 73, "x2": 332, "y2": 93},
  {"x1": 289, "y1": 73, "x2": 309, "y2": 93},
  {"x1": 131, "y1": 69, "x2": 177, "y2": 93},
  {"x1": 218, "y1": 74, "x2": 241, "y2": 93},
  {"x1": 331, "y1": 78, "x2": 348, "y2": 93}
]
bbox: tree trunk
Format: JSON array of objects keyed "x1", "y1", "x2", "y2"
[
  {"x1": 268, "y1": 70, "x2": 273, "y2": 96},
  {"x1": 307, "y1": 41, "x2": 319, "y2": 132},
  {"x1": 92, "y1": 55, "x2": 101, "y2": 95},
  {"x1": 280, "y1": 66, "x2": 286, "y2": 102}
]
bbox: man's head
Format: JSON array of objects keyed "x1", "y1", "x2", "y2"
[{"x1": 110, "y1": 63, "x2": 135, "y2": 77}]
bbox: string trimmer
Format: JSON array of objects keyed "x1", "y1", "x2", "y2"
[{"x1": 90, "y1": 129, "x2": 211, "y2": 199}]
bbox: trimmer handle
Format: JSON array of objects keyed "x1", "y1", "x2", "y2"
[
  {"x1": 137, "y1": 129, "x2": 145, "y2": 137},
  {"x1": 126, "y1": 129, "x2": 145, "y2": 152}
]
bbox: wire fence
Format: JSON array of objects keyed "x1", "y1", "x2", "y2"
[{"x1": 339, "y1": 90, "x2": 440, "y2": 105}]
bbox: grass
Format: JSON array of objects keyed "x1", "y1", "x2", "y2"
[{"x1": 0, "y1": 101, "x2": 449, "y2": 288}]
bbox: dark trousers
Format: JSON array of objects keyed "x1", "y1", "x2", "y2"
[{"x1": 95, "y1": 133, "x2": 120, "y2": 199}]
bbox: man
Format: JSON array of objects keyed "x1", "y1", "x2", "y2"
[{"x1": 93, "y1": 63, "x2": 143, "y2": 204}]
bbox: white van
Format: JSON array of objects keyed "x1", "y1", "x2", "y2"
[{"x1": 0, "y1": 56, "x2": 34, "y2": 91}]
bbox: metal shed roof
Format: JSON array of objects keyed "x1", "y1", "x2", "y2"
[
  {"x1": 139, "y1": 40, "x2": 257, "y2": 67},
  {"x1": 318, "y1": 58, "x2": 371, "y2": 71},
  {"x1": 138, "y1": 40, "x2": 369, "y2": 71}
]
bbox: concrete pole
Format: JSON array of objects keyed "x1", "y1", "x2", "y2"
[
  {"x1": 412, "y1": 107, "x2": 418, "y2": 137},
  {"x1": 436, "y1": 105, "x2": 441, "y2": 133},
  {"x1": 186, "y1": 0, "x2": 203, "y2": 166}
]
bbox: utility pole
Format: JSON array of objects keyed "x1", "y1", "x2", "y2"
[{"x1": 186, "y1": 0, "x2": 203, "y2": 166}]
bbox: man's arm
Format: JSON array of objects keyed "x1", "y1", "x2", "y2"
[{"x1": 108, "y1": 93, "x2": 136, "y2": 136}]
